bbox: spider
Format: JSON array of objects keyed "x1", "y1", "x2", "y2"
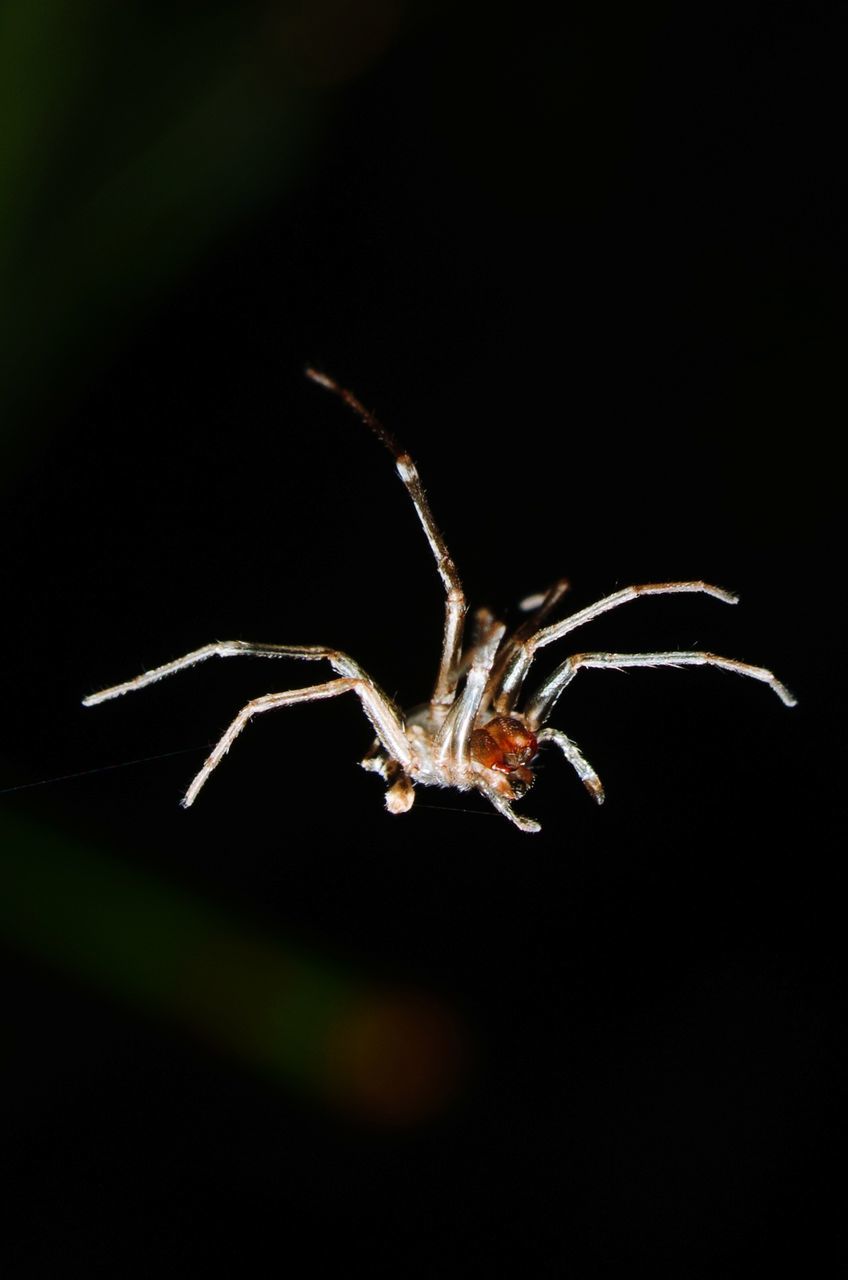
[{"x1": 83, "y1": 368, "x2": 796, "y2": 833}]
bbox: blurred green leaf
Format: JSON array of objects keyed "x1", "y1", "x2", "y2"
[{"x1": 0, "y1": 808, "x2": 464, "y2": 1123}]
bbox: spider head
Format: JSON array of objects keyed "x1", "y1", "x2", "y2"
[{"x1": 470, "y1": 715, "x2": 538, "y2": 798}]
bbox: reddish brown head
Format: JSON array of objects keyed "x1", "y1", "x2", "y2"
[{"x1": 470, "y1": 715, "x2": 538, "y2": 795}]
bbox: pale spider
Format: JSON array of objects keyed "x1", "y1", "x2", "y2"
[{"x1": 83, "y1": 368, "x2": 796, "y2": 833}]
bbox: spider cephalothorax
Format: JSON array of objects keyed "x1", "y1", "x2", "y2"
[
  {"x1": 83, "y1": 369, "x2": 796, "y2": 832},
  {"x1": 470, "y1": 716, "x2": 538, "y2": 792}
]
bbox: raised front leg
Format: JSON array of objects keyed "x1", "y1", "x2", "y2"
[{"x1": 306, "y1": 368, "x2": 467, "y2": 713}]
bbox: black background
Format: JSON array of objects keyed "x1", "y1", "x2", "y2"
[{"x1": 2, "y1": 2, "x2": 844, "y2": 1270}]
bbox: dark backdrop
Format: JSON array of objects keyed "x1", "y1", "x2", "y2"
[{"x1": 1, "y1": 2, "x2": 843, "y2": 1269}]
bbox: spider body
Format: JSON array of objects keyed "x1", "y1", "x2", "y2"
[
  {"x1": 363, "y1": 701, "x2": 539, "y2": 819},
  {"x1": 83, "y1": 369, "x2": 796, "y2": 833}
]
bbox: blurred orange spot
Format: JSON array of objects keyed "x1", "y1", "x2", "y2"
[
  {"x1": 323, "y1": 993, "x2": 468, "y2": 1125},
  {"x1": 276, "y1": 0, "x2": 406, "y2": 87}
]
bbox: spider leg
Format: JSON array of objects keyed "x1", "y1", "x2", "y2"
[
  {"x1": 306, "y1": 368, "x2": 467, "y2": 714},
  {"x1": 537, "y1": 727, "x2": 605, "y2": 804},
  {"x1": 516, "y1": 577, "x2": 572, "y2": 628},
  {"x1": 475, "y1": 778, "x2": 542, "y2": 834},
  {"x1": 461, "y1": 607, "x2": 498, "y2": 669},
  {"x1": 83, "y1": 641, "x2": 412, "y2": 769},
  {"x1": 435, "y1": 623, "x2": 505, "y2": 769},
  {"x1": 183, "y1": 679, "x2": 346, "y2": 806},
  {"x1": 525, "y1": 650, "x2": 798, "y2": 729},
  {"x1": 494, "y1": 581, "x2": 738, "y2": 713},
  {"x1": 183, "y1": 672, "x2": 419, "y2": 807},
  {"x1": 483, "y1": 577, "x2": 570, "y2": 708}
]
